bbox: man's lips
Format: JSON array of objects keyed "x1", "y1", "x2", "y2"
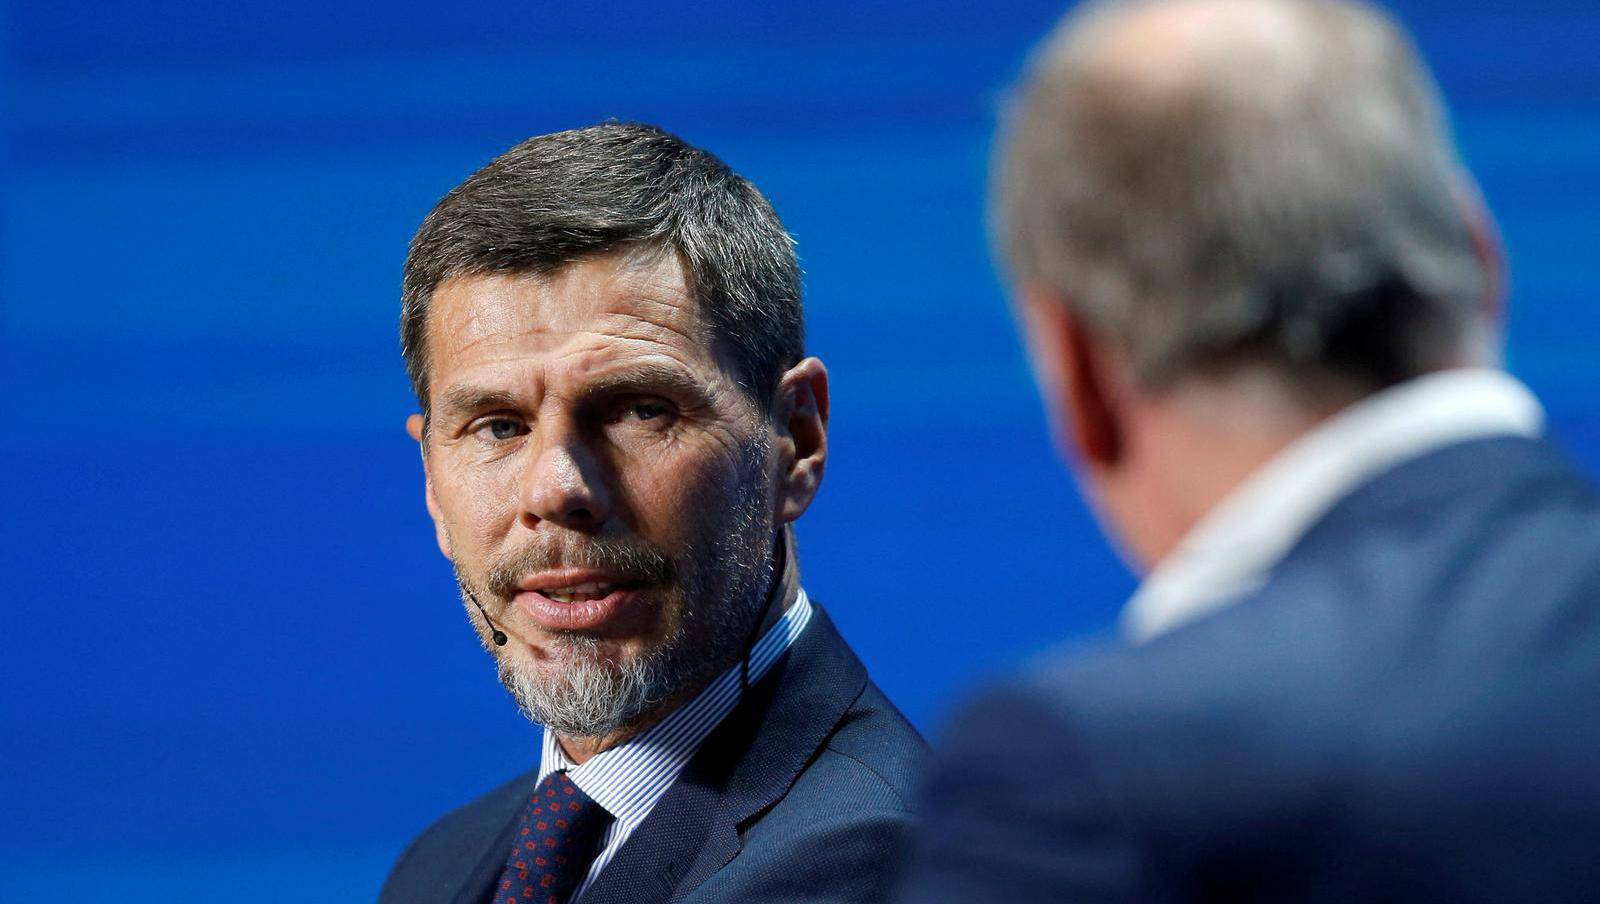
[
  {"x1": 514, "y1": 568, "x2": 643, "y2": 595},
  {"x1": 512, "y1": 569, "x2": 651, "y2": 632}
]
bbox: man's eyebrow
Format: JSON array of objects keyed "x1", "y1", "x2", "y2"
[
  {"x1": 580, "y1": 363, "x2": 716, "y2": 402},
  {"x1": 436, "y1": 386, "x2": 521, "y2": 419}
]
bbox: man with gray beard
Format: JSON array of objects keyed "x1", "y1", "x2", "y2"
[{"x1": 380, "y1": 123, "x2": 924, "y2": 904}]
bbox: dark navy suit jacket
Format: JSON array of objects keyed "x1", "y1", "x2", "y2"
[
  {"x1": 902, "y1": 437, "x2": 1600, "y2": 902},
  {"x1": 381, "y1": 605, "x2": 926, "y2": 904}
]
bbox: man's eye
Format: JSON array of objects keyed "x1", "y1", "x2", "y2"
[
  {"x1": 614, "y1": 399, "x2": 674, "y2": 425},
  {"x1": 631, "y1": 402, "x2": 668, "y2": 421},
  {"x1": 475, "y1": 417, "x2": 526, "y2": 441}
]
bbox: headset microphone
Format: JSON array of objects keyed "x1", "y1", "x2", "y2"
[{"x1": 459, "y1": 579, "x2": 509, "y2": 646}]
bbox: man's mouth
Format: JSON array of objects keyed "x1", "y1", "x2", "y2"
[
  {"x1": 515, "y1": 569, "x2": 649, "y2": 604},
  {"x1": 539, "y1": 581, "x2": 623, "y2": 604},
  {"x1": 512, "y1": 573, "x2": 653, "y2": 633}
]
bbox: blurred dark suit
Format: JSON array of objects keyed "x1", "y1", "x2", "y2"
[{"x1": 902, "y1": 434, "x2": 1600, "y2": 902}]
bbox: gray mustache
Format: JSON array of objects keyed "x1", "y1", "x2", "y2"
[{"x1": 485, "y1": 535, "x2": 675, "y2": 599}]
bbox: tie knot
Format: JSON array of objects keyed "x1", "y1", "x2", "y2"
[
  {"x1": 494, "y1": 771, "x2": 613, "y2": 904},
  {"x1": 533, "y1": 771, "x2": 608, "y2": 832}
]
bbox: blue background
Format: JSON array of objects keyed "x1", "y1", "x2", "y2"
[{"x1": 3, "y1": 1, "x2": 1597, "y2": 899}]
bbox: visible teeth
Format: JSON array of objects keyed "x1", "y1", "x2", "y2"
[{"x1": 542, "y1": 582, "x2": 616, "y2": 603}]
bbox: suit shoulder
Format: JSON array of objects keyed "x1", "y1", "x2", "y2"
[
  {"x1": 978, "y1": 624, "x2": 1356, "y2": 839},
  {"x1": 379, "y1": 768, "x2": 537, "y2": 904},
  {"x1": 814, "y1": 680, "x2": 928, "y2": 810},
  {"x1": 711, "y1": 684, "x2": 924, "y2": 903},
  {"x1": 756, "y1": 680, "x2": 927, "y2": 820}
]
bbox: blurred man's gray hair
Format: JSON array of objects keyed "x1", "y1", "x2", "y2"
[{"x1": 994, "y1": 0, "x2": 1494, "y2": 396}]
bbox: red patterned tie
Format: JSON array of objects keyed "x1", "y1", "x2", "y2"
[{"x1": 492, "y1": 771, "x2": 612, "y2": 904}]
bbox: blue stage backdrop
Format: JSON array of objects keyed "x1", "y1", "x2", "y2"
[{"x1": 3, "y1": 1, "x2": 1597, "y2": 899}]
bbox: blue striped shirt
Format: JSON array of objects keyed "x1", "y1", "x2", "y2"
[{"x1": 538, "y1": 589, "x2": 815, "y2": 901}]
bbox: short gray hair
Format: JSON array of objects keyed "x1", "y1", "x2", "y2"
[
  {"x1": 995, "y1": 0, "x2": 1492, "y2": 393},
  {"x1": 402, "y1": 122, "x2": 804, "y2": 416}
]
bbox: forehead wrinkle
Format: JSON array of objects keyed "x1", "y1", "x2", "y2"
[
  {"x1": 446, "y1": 320, "x2": 564, "y2": 364},
  {"x1": 593, "y1": 306, "x2": 709, "y2": 357},
  {"x1": 452, "y1": 273, "x2": 706, "y2": 355},
  {"x1": 428, "y1": 276, "x2": 562, "y2": 371},
  {"x1": 440, "y1": 316, "x2": 723, "y2": 406},
  {"x1": 435, "y1": 295, "x2": 686, "y2": 372},
  {"x1": 585, "y1": 248, "x2": 713, "y2": 344}
]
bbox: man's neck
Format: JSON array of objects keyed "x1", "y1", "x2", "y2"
[
  {"x1": 555, "y1": 529, "x2": 801, "y2": 764},
  {"x1": 754, "y1": 527, "x2": 802, "y2": 638},
  {"x1": 1128, "y1": 371, "x2": 1352, "y2": 569}
]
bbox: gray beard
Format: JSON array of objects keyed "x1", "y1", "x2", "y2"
[
  {"x1": 458, "y1": 436, "x2": 777, "y2": 741},
  {"x1": 496, "y1": 633, "x2": 672, "y2": 739}
]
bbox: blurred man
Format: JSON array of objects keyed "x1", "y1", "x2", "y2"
[
  {"x1": 381, "y1": 123, "x2": 923, "y2": 904},
  {"x1": 900, "y1": 0, "x2": 1600, "y2": 900}
]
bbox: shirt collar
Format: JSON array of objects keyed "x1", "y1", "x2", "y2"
[
  {"x1": 537, "y1": 588, "x2": 814, "y2": 826},
  {"x1": 1123, "y1": 368, "x2": 1544, "y2": 643}
]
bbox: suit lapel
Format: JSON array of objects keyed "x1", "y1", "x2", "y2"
[
  {"x1": 573, "y1": 755, "x2": 729, "y2": 904},
  {"x1": 450, "y1": 772, "x2": 540, "y2": 904},
  {"x1": 580, "y1": 604, "x2": 868, "y2": 904}
]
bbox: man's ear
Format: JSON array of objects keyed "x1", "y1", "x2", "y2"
[
  {"x1": 1456, "y1": 173, "x2": 1507, "y2": 331},
  {"x1": 771, "y1": 357, "x2": 829, "y2": 524},
  {"x1": 1016, "y1": 285, "x2": 1124, "y2": 470},
  {"x1": 407, "y1": 413, "x2": 453, "y2": 561}
]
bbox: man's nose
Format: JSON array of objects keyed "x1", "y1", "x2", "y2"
[{"x1": 518, "y1": 424, "x2": 612, "y2": 533}]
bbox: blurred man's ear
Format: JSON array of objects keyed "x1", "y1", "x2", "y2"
[
  {"x1": 1456, "y1": 174, "x2": 1507, "y2": 331},
  {"x1": 1016, "y1": 285, "x2": 1124, "y2": 470},
  {"x1": 407, "y1": 413, "x2": 453, "y2": 560},
  {"x1": 772, "y1": 357, "x2": 830, "y2": 524}
]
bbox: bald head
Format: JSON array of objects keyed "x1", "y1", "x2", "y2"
[
  {"x1": 1077, "y1": 0, "x2": 1318, "y2": 103},
  {"x1": 997, "y1": 0, "x2": 1494, "y2": 395}
]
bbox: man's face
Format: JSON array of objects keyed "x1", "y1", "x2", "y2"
[{"x1": 407, "y1": 248, "x2": 782, "y2": 739}]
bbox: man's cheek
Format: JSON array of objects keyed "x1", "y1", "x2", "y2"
[
  {"x1": 447, "y1": 478, "x2": 518, "y2": 538},
  {"x1": 623, "y1": 467, "x2": 703, "y2": 526},
  {"x1": 664, "y1": 475, "x2": 738, "y2": 538}
]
